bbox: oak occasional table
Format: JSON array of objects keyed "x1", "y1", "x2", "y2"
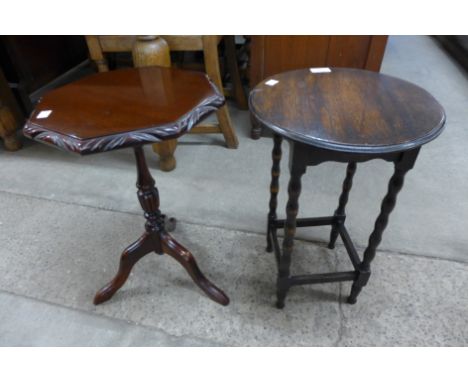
[
  {"x1": 249, "y1": 68, "x2": 445, "y2": 308},
  {"x1": 24, "y1": 66, "x2": 229, "y2": 306}
]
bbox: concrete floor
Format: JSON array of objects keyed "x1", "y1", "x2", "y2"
[{"x1": 1, "y1": 36, "x2": 467, "y2": 346}]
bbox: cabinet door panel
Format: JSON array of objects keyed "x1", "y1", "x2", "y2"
[
  {"x1": 326, "y1": 36, "x2": 371, "y2": 68},
  {"x1": 263, "y1": 36, "x2": 330, "y2": 78},
  {"x1": 249, "y1": 35, "x2": 387, "y2": 87}
]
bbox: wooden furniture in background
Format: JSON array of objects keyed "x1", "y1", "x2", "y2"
[
  {"x1": 0, "y1": 102, "x2": 21, "y2": 151},
  {"x1": 0, "y1": 36, "x2": 88, "y2": 150},
  {"x1": 250, "y1": 67, "x2": 445, "y2": 308},
  {"x1": 433, "y1": 36, "x2": 468, "y2": 73},
  {"x1": 249, "y1": 36, "x2": 388, "y2": 139},
  {"x1": 24, "y1": 66, "x2": 230, "y2": 306},
  {"x1": 0, "y1": 68, "x2": 22, "y2": 150},
  {"x1": 85, "y1": 35, "x2": 243, "y2": 171},
  {"x1": 0, "y1": 36, "x2": 88, "y2": 115}
]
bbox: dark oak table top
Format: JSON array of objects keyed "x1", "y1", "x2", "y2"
[
  {"x1": 23, "y1": 66, "x2": 224, "y2": 155},
  {"x1": 249, "y1": 68, "x2": 446, "y2": 154}
]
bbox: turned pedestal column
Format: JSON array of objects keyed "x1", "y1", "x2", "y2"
[{"x1": 24, "y1": 65, "x2": 230, "y2": 306}]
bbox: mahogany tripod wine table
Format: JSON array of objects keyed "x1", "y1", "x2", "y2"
[
  {"x1": 249, "y1": 68, "x2": 445, "y2": 308},
  {"x1": 24, "y1": 66, "x2": 229, "y2": 306}
]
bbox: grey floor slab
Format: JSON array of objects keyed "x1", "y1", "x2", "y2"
[
  {"x1": 0, "y1": 291, "x2": 216, "y2": 346},
  {"x1": 1, "y1": 191, "x2": 467, "y2": 346},
  {"x1": 336, "y1": 252, "x2": 468, "y2": 346},
  {"x1": 0, "y1": 191, "x2": 341, "y2": 346}
]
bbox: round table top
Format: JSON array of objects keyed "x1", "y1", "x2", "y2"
[
  {"x1": 23, "y1": 66, "x2": 224, "y2": 155},
  {"x1": 249, "y1": 68, "x2": 446, "y2": 154}
]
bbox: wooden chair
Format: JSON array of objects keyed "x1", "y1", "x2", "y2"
[{"x1": 85, "y1": 35, "x2": 245, "y2": 171}]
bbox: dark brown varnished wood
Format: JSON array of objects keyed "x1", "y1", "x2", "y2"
[
  {"x1": 250, "y1": 68, "x2": 446, "y2": 153},
  {"x1": 253, "y1": 68, "x2": 446, "y2": 308},
  {"x1": 94, "y1": 146, "x2": 229, "y2": 306},
  {"x1": 23, "y1": 66, "x2": 224, "y2": 155},
  {"x1": 82, "y1": 37, "x2": 240, "y2": 171},
  {"x1": 94, "y1": 232, "x2": 154, "y2": 305},
  {"x1": 23, "y1": 66, "x2": 229, "y2": 306},
  {"x1": 266, "y1": 134, "x2": 282, "y2": 253},
  {"x1": 277, "y1": 163, "x2": 306, "y2": 309},
  {"x1": 249, "y1": 36, "x2": 389, "y2": 139},
  {"x1": 347, "y1": 149, "x2": 419, "y2": 304},
  {"x1": 328, "y1": 162, "x2": 357, "y2": 249}
]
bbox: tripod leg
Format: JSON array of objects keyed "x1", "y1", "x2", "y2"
[
  {"x1": 94, "y1": 233, "x2": 154, "y2": 305},
  {"x1": 160, "y1": 231, "x2": 229, "y2": 306}
]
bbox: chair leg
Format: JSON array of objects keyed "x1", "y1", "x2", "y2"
[
  {"x1": 85, "y1": 36, "x2": 110, "y2": 72},
  {"x1": 0, "y1": 104, "x2": 22, "y2": 151},
  {"x1": 223, "y1": 35, "x2": 248, "y2": 110},
  {"x1": 203, "y1": 35, "x2": 239, "y2": 149},
  {"x1": 215, "y1": 106, "x2": 238, "y2": 148},
  {"x1": 152, "y1": 139, "x2": 178, "y2": 172}
]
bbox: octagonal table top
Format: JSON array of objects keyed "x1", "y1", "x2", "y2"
[
  {"x1": 249, "y1": 68, "x2": 445, "y2": 154},
  {"x1": 23, "y1": 66, "x2": 224, "y2": 155}
]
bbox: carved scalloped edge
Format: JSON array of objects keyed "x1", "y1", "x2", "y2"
[{"x1": 23, "y1": 76, "x2": 225, "y2": 155}]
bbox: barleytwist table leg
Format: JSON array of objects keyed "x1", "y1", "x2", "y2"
[
  {"x1": 328, "y1": 162, "x2": 356, "y2": 249},
  {"x1": 250, "y1": 114, "x2": 263, "y2": 140},
  {"x1": 347, "y1": 152, "x2": 417, "y2": 304},
  {"x1": 94, "y1": 146, "x2": 229, "y2": 306},
  {"x1": 267, "y1": 134, "x2": 282, "y2": 252},
  {"x1": 277, "y1": 166, "x2": 305, "y2": 309}
]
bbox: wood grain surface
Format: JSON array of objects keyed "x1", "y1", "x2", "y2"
[
  {"x1": 24, "y1": 66, "x2": 224, "y2": 154},
  {"x1": 250, "y1": 68, "x2": 445, "y2": 153}
]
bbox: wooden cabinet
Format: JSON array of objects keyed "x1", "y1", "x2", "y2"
[
  {"x1": 0, "y1": 36, "x2": 88, "y2": 114},
  {"x1": 250, "y1": 36, "x2": 388, "y2": 87}
]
